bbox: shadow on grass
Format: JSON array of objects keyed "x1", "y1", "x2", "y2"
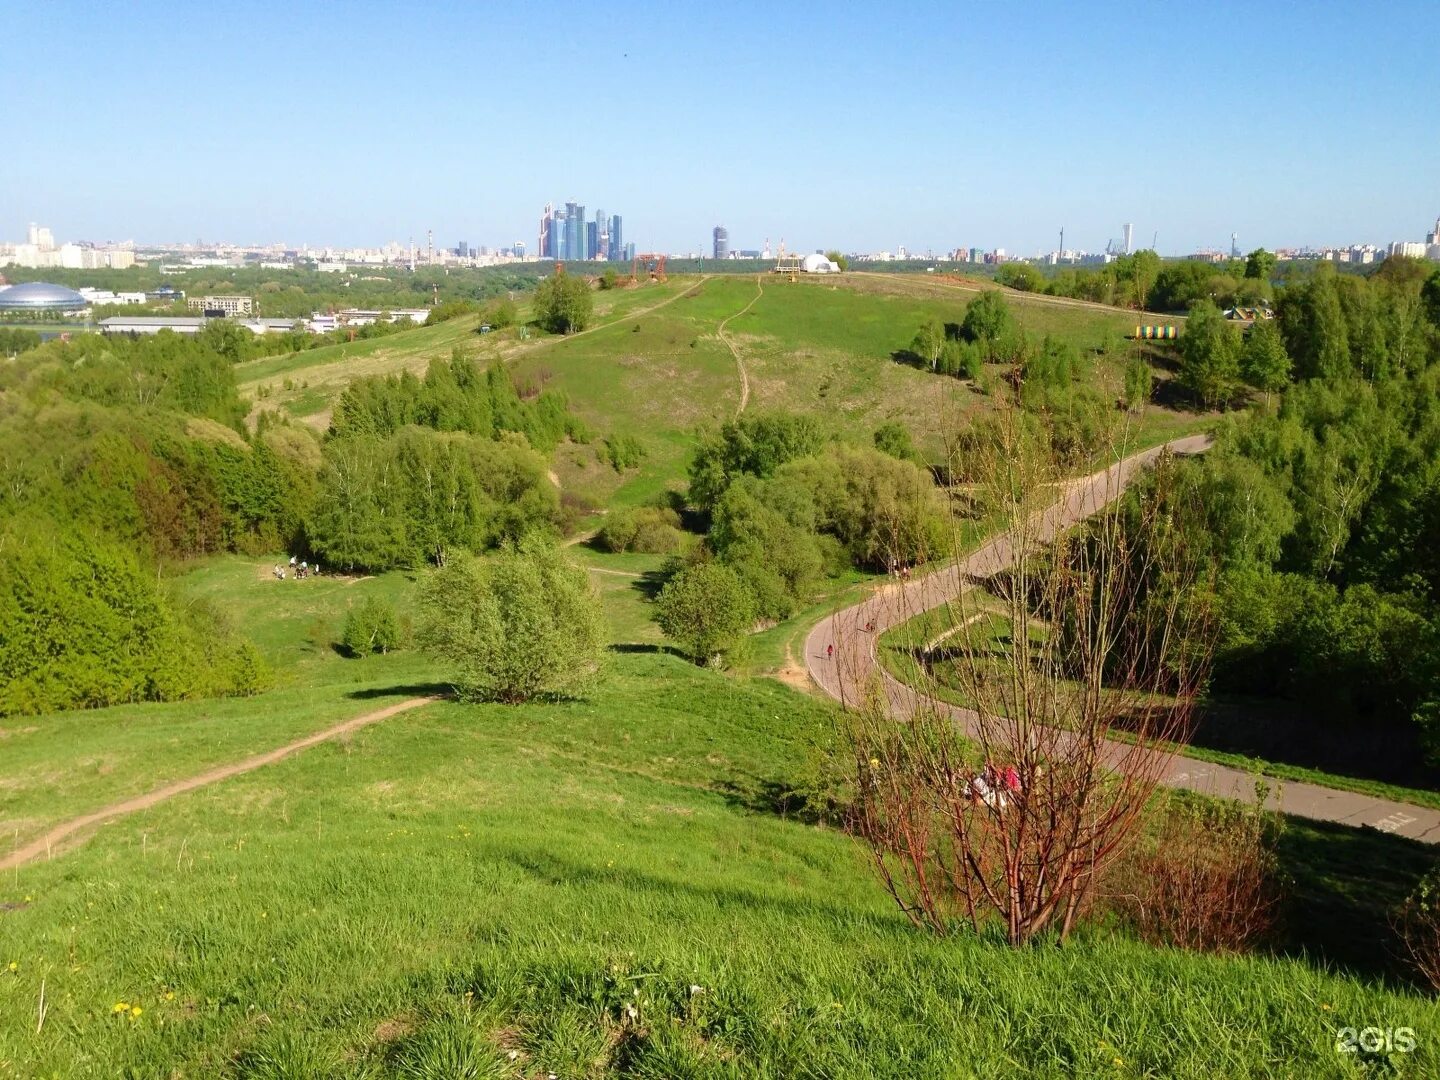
[
  {"x1": 633, "y1": 569, "x2": 670, "y2": 602},
  {"x1": 608, "y1": 643, "x2": 689, "y2": 660},
  {"x1": 717, "y1": 772, "x2": 835, "y2": 827},
  {"x1": 346, "y1": 682, "x2": 454, "y2": 701},
  {"x1": 1272, "y1": 817, "x2": 1435, "y2": 988}
]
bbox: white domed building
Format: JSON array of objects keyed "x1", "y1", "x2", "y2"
[{"x1": 801, "y1": 253, "x2": 841, "y2": 274}]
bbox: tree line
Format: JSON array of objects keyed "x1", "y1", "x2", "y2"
[{"x1": 0, "y1": 330, "x2": 591, "y2": 716}]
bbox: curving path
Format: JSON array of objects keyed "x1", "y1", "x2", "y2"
[
  {"x1": 716, "y1": 274, "x2": 764, "y2": 415},
  {"x1": 2, "y1": 696, "x2": 439, "y2": 872},
  {"x1": 805, "y1": 436, "x2": 1440, "y2": 845}
]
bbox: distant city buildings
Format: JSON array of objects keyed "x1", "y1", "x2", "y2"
[
  {"x1": 0, "y1": 222, "x2": 136, "y2": 269},
  {"x1": 538, "y1": 202, "x2": 630, "y2": 261},
  {"x1": 187, "y1": 294, "x2": 254, "y2": 316},
  {"x1": 713, "y1": 226, "x2": 729, "y2": 260}
]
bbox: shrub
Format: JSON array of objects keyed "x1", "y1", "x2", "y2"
[
  {"x1": 341, "y1": 595, "x2": 404, "y2": 656},
  {"x1": 596, "y1": 507, "x2": 684, "y2": 555},
  {"x1": 481, "y1": 296, "x2": 518, "y2": 329},
  {"x1": 654, "y1": 561, "x2": 756, "y2": 665},
  {"x1": 602, "y1": 433, "x2": 646, "y2": 472},
  {"x1": 1108, "y1": 788, "x2": 1282, "y2": 954},
  {"x1": 417, "y1": 537, "x2": 606, "y2": 702},
  {"x1": 0, "y1": 524, "x2": 268, "y2": 716},
  {"x1": 1397, "y1": 867, "x2": 1440, "y2": 991}
]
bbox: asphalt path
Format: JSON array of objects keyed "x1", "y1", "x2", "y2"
[{"x1": 804, "y1": 435, "x2": 1440, "y2": 844}]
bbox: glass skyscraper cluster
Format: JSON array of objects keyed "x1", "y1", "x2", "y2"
[{"x1": 538, "y1": 202, "x2": 630, "y2": 262}]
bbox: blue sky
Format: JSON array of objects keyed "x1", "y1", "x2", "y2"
[{"x1": 4, "y1": 1, "x2": 1437, "y2": 255}]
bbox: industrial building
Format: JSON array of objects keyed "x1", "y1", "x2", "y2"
[{"x1": 99, "y1": 316, "x2": 208, "y2": 335}]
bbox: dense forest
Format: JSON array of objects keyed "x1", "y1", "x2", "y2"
[{"x1": 1137, "y1": 258, "x2": 1440, "y2": 772}]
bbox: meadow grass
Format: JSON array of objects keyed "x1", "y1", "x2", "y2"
[
  {"x1": 2, "y1": 651, "x2": 1437, "y2": 1078},
  {"x1": 235, "y1": 272, "x2": 1210, "y2": 502}
]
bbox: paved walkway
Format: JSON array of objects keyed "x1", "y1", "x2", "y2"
[{"x1": 804, "y1": 436, "x2": 1440, "y2": 845}]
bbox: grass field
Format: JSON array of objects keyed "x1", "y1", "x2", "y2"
[
  {"x1": 234, "y1": 273, "x2": 1203, "y2": 508},
  {"x1": 5, "y1": 640, "x2": 1440, "y2": 1077},
  {"x1": 5, "y1": 551, "x2": 1440, "y2": 1076}
]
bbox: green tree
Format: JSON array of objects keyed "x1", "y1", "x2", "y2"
[
  {"x1": 1239, "y1": 320, "x2": 1292, "y2": 402},
  {"x1": 688, "y1": 410, "x2": 829, "y2": 511},
  {"x1": 960, "y1": 291, "x2": 1016, "y2": 361},
  {"x1": 910, "y1": 317, "x2": 944, "y2": 371},
  {"x1": 598, "y1": 267, "x2": 620, "y2": 290},
  {"x1": 873, "y1": 421, "x2": 920, "y2": 463},
  {"x1": 417, "y1": 538, "x2": 605, "y2": 702},
  {"x1": 824, "y1": 250, "x2": 849, "y2": 271},
  {"x1": 1123, "y1": 356, "x2": 1153, "y2": 412},
  {"x1": 341, "y1": 595, "x2": 403, "y2": 656},
  {"x1": 532, "y1": 269, "x2": 594, "y2": 334},
  {"x1": 1178, "y1": 300, "x2": 1243, "y2": 408},
  {"x1": 996, "y1": 263, "x2": 1044, "y2": 292},
  {"x1": 1245, "y1": 248, "x2": 1277, "y2": 281},
  {"x1": 654, "y1": 560, "x2": 757, "y2": 664}
]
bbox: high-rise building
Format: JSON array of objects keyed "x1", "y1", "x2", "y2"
[
  {"x1": 564, "y1": 202, "x2": 583, "y2": 261},
  {"x1": 595, "y1": 209, "x2": 608, "y2": 259},
  {"x1": 609, "y1": 215, "x2": 623, "y2": 262},
  {"x1": 586, "y1": 220, "x2": 598, "y2": 261},
  {"x1": 712, "y1": 225, "x2": 729, "y2": 260},
  {"x1": 515, "y1": 241, "x2": 526, "y2": 258},
  {"x1": 538, "y1": 203, "x2": 554, "y2": 259},
  {"x1": 1123, "y1": 223, "x2": 1134, "y2": 254}
]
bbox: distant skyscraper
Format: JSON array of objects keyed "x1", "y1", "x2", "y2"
[
  {"x1": 610, "y1": 215, "x2": 623, "y2": 262},
  {"x1": 712, "y1": 225, "x2": 729, "y2": 260},
  {"x1": 1123, "y1": 223, "x2": 1135, "y2": 254},
  {"x1": 515, "y1": 241, "x2": 526, "y2": 258},
  {"x1": 595, "y1": 209, "x2": 608, "y2": 259},
  {"x1": 539, "y1": 203, "x2": 554, "y2": 259},
  {"x1": 586, "y1": 220, "x2": 598, "y2": 261},
  {"x1": 564, "y1": 202, "x2": 584, "y2": 261}
]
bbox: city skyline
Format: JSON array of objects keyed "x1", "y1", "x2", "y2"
[{"x1": 4, "y1": 2, "x2": 1437, "y2": 256}]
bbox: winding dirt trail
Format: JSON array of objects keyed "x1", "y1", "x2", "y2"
[
  {"x1": 717, "y1": 274, "x2": 764, "y2": 415},
  {"x1": 805, "y1": 436, "x2": 1440, "y2": 845},
  {"x1": 2, "y1": 695, "x2": 439, "y2": 873}
]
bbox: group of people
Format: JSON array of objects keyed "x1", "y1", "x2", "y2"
[
  {"x1": 969, "y1": 762, "x2": 1023, "y2": 809},
  {"x1": 273, "y1": 555, "x2": 321, "y2": 581}
]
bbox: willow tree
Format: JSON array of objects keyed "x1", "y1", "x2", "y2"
[{"x1": 842, "y1": 407, "x2": 1214, "y2": 945}]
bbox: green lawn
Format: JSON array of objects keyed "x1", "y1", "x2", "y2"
[{"x1": 4, "y1": 651, "x2": 1439, "y2": 1077}]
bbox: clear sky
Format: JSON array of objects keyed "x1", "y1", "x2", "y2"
[{"x1": 4, "y1": 0, "x2": 1437, "y2": 256}]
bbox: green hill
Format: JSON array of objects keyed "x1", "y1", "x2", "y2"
[{"x1": 2, "y1": 555, "x2": 1436, "y2": 1076}]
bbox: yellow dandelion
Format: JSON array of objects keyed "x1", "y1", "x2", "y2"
[
  {"x1": 6, "y1": 961, "x2": 16, "y2": 973},
  {"x1": 1320, "y1": 1003, "x2": 1332, "y2": 1011},
  {"x1": 113, "y1": 1002, "x2": 129, "y2": 1014},
  {"x1": 1113, "y1": 1058, "x2": 1124, "y2": 1068},
  {"x1": 164, "y1": 991, "x2": 175, "y2": 1001},
  {"x1": 130, "y1": 1005, "x2": 143, "y2": 1018}
]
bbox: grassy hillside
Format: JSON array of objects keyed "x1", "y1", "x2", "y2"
[
  {"x1": 235, "y1": 273, "x2": 1201, "y2": 507},
  {"x1": 3, "y1": 554, "x2": 1439, "y2": 1076}
]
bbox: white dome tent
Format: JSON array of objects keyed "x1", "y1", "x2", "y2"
[{"x1": 800, "y1": 253, "x2": 841, "y2": 274}]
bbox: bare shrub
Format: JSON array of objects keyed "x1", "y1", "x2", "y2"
[
  {"x1": 843, "y1": 405, "x2": 1217, "y2": 945},
  {"x1": 1107, "y1": 787, "x2": 1282, "y2": 953},
  {"x1": 1396, "y1": 868, "x2": 1440, "y2": 991}
]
